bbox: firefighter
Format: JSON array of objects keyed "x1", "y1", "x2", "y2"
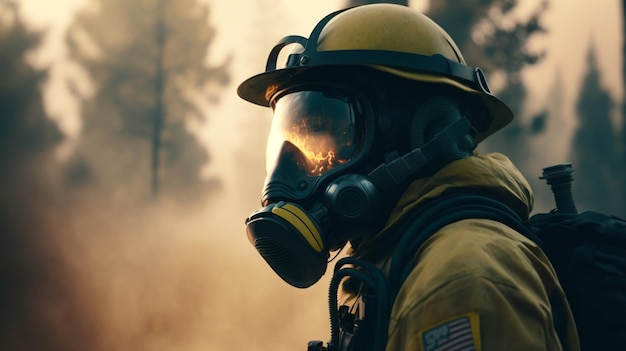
[{"x1": 237, "y1": 4, "x2": 579, "y2": 351}]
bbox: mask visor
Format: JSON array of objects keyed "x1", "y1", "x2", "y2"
[{"x1": 266, "y1": 90, "x2": 361, "y2": 178}]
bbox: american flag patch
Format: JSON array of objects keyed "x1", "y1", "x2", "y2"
[{"x1": 419, "y1": 313, "x2": 481, "y2": 351}]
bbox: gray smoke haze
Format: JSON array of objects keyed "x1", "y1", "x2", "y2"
[{"x1": 0, "y1": 162, "x2": 332, "y2": 351}]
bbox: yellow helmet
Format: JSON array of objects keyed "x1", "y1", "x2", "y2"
[{"x1": 237, "y1": 3, "x2": 513, "y2": 143}]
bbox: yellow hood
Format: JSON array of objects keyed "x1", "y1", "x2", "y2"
[
  {"x1": 387, "y1": 152, "x2": 533, "y2": 226},
  {"x1": 341, "y1": 154, "x2": 580, "y2": 351},
  {"x1": 351, "y1": 153, "x2": 534, "y2": 260}
]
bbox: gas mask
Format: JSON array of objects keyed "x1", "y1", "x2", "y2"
[
  {"x1": 245, "y1": 83, "x2": 476, "y2": 288},
  {"x1": 245, "y1": 86, "x2": 383, "y2": 288}
]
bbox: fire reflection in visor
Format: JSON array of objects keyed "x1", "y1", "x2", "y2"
[
  {"x1": 267, "y1": 90, "x2": 360, "y2": 177},
  {"x1": 286, "y1": 120, "x2": 340, "y2": 175}
]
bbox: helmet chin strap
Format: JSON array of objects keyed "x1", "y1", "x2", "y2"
[{"x1": 367, "y1": 117, "x2": 473, "y2": 192}]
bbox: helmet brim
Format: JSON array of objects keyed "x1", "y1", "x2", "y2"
[
  {"x1": 237, "y1": 66, "x2": 311, "y2": 107},
  {"x1": 236, "y1": 65, "x2": 513, "y2": 144},
  {"x1": 375, "y1": 66, "x2": 513, "y2": 144}
]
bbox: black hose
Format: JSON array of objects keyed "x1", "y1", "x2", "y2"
[{"x1": 328, "y1": 257, "x2": 391, "y2": 351}]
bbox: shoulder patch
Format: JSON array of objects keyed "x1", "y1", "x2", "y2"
[{"x1": 418, "y1": 312, "x2": 481, "y2": 351}]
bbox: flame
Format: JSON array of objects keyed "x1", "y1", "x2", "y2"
[{"x1": 286, "y1": 125, "x2": 341, "y2": 176}]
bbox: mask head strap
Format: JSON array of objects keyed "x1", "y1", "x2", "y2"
[{"x1": 367, "y1": 117, "x2": 473, "y2": 191}]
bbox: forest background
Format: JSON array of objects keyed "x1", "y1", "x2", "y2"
[{"x1": 1, "y1": 0, "x2": 624, "y2": 350}]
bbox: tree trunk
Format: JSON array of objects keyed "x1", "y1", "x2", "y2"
[{"x1": 152, "y1": 0, "x2": 166, "y2": 198}]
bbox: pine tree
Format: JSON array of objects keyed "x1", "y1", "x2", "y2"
[
  {"x1": 0, "y1": 0, "x2": 62, "y2": 178},
  {"x1": 65, "y1": 0, "x2": 229, "y2": 204},
  {"x1": 570, "y1": 45, "x2": 620, "y2": 214},
  {"x1": 426, "y1": 0, "x2": 547, "y2": 167},
  {"x1": 0, "y1": 0, "x2": 63, "y2": 206},
  {"x1": 0, "y1": 3, "x2": 70, "y2": 350}
]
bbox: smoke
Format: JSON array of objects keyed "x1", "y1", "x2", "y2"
[{"x1": 0, "y1": 159, "x2": 331, "y2": 351}]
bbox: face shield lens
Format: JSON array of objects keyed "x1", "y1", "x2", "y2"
[{"x1": 266, "y1": 90, "x2": 361, "y2": 177}]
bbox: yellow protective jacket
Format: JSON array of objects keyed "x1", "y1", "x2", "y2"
[{"x1": 344, "y1": 153, "x2": 580, "y2": 351}]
